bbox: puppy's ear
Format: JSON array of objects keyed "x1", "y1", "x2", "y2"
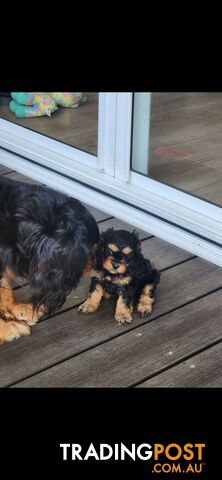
[
  {"x1": 132, "y1": 230, "x2": 142, "y2": 253},
  {"x1": 100, "y1": 228, "x2": 113, "y2": 245}
]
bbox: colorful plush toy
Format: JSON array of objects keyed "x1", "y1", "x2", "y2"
[
  {"x1": 9, "y1": 92, "x2": 87, "y2": 118},
  {"x1": 10, "y1": 93, "x2": 58, "y2": 118},
  {"x1": 51, "y1": 92, "x2": 87, "y2": 108}
]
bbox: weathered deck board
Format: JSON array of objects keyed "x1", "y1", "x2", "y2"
[
  {"x1": 82, "y1": 204, "x2": 112, "y2": 223},
  {"x1": 13, "y1": 290, "x2": 222, "y2": 388},
  {"x1": 1, "y1": 258, "x2": 221, "y2": 387},
  {"x1": 137, "y1": 343, "x2": 222, "y2": 388}
]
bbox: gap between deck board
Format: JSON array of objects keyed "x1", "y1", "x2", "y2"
[{"x1": 136, "y1": 342, "x2": 222, "y2": 388}]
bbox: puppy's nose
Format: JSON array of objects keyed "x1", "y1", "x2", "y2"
[{"x1": 112, "y1": 261, "x2": 119, "y2": 270}]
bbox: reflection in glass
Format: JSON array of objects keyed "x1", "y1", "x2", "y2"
[
  {"x1": 0, "y1": 92, "x2": 98, "y2": 156},
  {"x1": 132, "y1": 92, "x2": 222, "y2": 207}
]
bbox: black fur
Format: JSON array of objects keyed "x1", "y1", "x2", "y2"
[
  {"x1": 93, "y1": 228, "x2": 160, "y2": 309},
  {"x1": 0, "y1": 176, "x2": 99, "y2": 314}
]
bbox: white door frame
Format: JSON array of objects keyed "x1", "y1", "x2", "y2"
[
  {"x1": 131, "y1": 92, "x2": 151, "y2": 175},
  {"x1": 0, "y1": 92, "x2": 221, "y2": 266}
]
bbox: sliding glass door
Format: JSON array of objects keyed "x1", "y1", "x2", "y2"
[
  {"x1": 130, "y1": 93, "x2": 222, "y2": 248},
  {"x1": 0, "y1": 92, "x2": 221, "y2": 266},
  {"x1": 131, "y1": 92, "x2": 222, "y2": 206}
]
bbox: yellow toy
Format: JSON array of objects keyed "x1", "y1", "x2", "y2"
[{"x1": 51, "y1": 92, "x2": 87, "y2": 108}]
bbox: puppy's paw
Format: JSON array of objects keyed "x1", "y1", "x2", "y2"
[
  {"x1": 78, "y1": 299, "x2": 99, "y2": 314},
  {"x1": 115, "y1": 310, "x2": 133, "y2": 324},
  {"x1": 0, "y1": 319, "x2": 30, "y2": 345},
  {"x1": 137, "y1": 299, "x2": 154, "y2": 317},
  {"x1": 115, "y1": 296, "x2": 133, "y2": 324}
]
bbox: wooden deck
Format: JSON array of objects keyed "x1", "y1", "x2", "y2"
[{"x1": 0, "y1": 166, "x2": 222, "y2": 388}]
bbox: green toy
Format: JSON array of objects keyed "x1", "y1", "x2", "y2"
[
  {"x1": 10, "y1": 93, "x2": 58, "y2": 118},
  {"x1": 9, "y1": 92, "x2": 87, "y2": 118}
]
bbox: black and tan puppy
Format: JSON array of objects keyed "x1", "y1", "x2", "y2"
[{"x1": 78, "y1": 229, "x2": 160, "y2": 323}]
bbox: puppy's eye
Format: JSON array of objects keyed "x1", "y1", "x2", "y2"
[
  {"x1": 125, "y1": 253, "x2": 133, "y2": 261},
  {"x1": 105, "y1": 247, "x2": 114, "y2": 256}
]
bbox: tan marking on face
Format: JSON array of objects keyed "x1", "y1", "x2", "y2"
[
  {"x1": 103, "y1": 258, "x2": 127, "y2": 275},
  {"x1": 115, "y1": 295, "x2": 133, "y2": 324},
  {"x1": 103, "y1": 257, "x2": 114, "y2": 272},
  {"x1": 78, "y1": 284, "x2": 103, "y2": 313},
  {"x1": 108, "y1": 243, "x2": 119, "y2": 252},
  {"x1": 116, "y1": 263, "x2": 127, "y2": 274},
  {"x1": 122, "y1": 246, "x2": 133, "y2": 254}
]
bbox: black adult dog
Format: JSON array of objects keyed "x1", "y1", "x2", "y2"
[
  {"x1": 78, "y1": 228, "x2": 160, "y2": 323},
  {"x1": 0, "y1": 176, "x2": 99, "y2": 344}
]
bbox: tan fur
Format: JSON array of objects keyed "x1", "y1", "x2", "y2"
[
  {"x1": 122, "y1": 246, "x2": 132, "y2": 254},
  {"x1": 0, "y1": 277, "x2": 44, "y2": 326},
  {"x1": 9, "y1": 303, "x2": 45, "y2": 326},
  {"x1": 105, "y1": 275, "x2": 132, "y2": 285},
  {"x1": 142, "y1": 284, "x2": 153, "y2": 296},
  {"x1": 103, "y1": 257, "x2": 115, "y2": 272},
  {"x1": 90, "y1": 269, "x2": 103, "y2": 280},
  {"x1": 78, "y1": 284, "x2": 104, "y2": 313},
  {"x1": 115, "y1": 295, "x2": 133, "y2": 324},
  {"x1": 108, "y1": 243, "x2": 119, "y2": 252},
  {"x1": 103, "y1": 258, "x2": 127, "y2": 275},
  {"x1": 137, "y1": 283, "x2": 154, "y2": 316},
  {"x1": 0, "y1": 318, "x2": 30, "y2": 345},
  {"x1": 5, "y1": 267, "x2": 16, "y2": 280},
  {"x1": 0, "y1": 308, "x2": 15, "y2": 322},
  {"x1": 82, "y1": 256, "x2": 94, "y2": 278},
  {"x1": 0, "y1": 278, "x2": 16, "y2": 310}
]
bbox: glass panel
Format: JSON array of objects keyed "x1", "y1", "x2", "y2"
[
  {"x1": 0, "y1": 92, "x2": 98, "y2": 156},
  {"x1": 131, "y1": 92, "x2": 222, "y2": 207}
]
